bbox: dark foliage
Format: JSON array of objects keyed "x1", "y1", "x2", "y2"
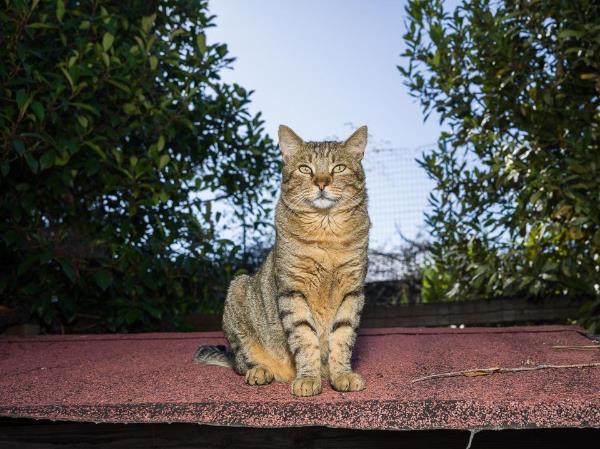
[
  {"x1": 0, "y1": 0, "x2": 279, "y2": 332},
  {"x1": 401, "y1": 0, "x2": 600, "y2": 330}
]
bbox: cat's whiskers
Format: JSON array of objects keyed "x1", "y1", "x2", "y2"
[{"x1": 282, "y1": 192, "x2": 312, "y2": 216}]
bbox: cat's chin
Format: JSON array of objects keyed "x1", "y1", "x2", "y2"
[{"x1": 311, "y1": 198, "x2": 336, "y2": 209}]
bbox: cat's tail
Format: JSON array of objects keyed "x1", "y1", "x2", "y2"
[{"x1": 193, "y1": 344, "x2": 234, "y2": 369}]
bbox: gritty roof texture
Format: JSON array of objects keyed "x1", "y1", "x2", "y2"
[{"x1": 1, "y1": 325, "x2": 599, "y2": 431}]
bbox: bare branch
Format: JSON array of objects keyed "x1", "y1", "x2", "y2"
[
  {"x1": 411, "y1": 362, "x2": 600, "y2": 383},
  {"x1": 552, "y1": 345, "x2": 600, "y2": 351}
]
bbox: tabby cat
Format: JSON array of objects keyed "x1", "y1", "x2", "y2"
[{"x1": 194, "y1": 125, "x2": 370, "y2": 397}]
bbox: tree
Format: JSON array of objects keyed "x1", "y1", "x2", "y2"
[
  {"x1": 400, "y1": 0, "x2": 600, "y2": 330},
  {"x1": 0, "y1": 0, "x2": 279, "y2": 332}
]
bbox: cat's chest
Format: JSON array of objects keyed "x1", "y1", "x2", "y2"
[
  {"x1": 297, "y1": 244, "x2": 365, "y2": 301},
  {"x1": 303, "y1": 242, "x2": 359, "y2": 272},
  {"x1": 299, "y1": 245, "x2": 363, "y2": 326}
]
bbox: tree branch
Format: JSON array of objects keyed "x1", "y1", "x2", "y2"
[{"x1": 411, "y1": 362, "x2": 600, "y2": 383}]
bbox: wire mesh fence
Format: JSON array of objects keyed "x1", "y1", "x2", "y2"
[
  {"x1": 363, "y1": 143, "x2": 435, "y2": 281},
  {"x1": 206, "y1": 141, "x2": 437, "y2": 283}
]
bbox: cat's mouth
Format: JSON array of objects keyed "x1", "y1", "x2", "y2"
[{"x1": 309, "y1": 192, "x2": 339, "y2": 209}]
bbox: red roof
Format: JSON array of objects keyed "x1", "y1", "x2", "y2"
[{"x1": 1, "y1": 325, "x2": 599, "y2": 430}]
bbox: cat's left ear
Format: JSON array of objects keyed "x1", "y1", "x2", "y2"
[
  {"x1": 343, "y1": 126, "x2": 368, "y2": 160},
  {"x1": 278, "y1": 125, "x2": 304, "y2": 163}
]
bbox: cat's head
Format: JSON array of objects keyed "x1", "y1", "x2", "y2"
[{"x1": 278, "y1": 125, "x2": 368, "y2": 212}]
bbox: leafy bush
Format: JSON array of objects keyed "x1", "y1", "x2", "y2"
[
  {"x1": 401, "y1": 0, "x2": 600, "y2": 330},
  {"x1": 0, "y1": 0, "x2": 279, "y2": 332}
]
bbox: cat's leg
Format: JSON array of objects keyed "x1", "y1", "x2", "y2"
[
  {"x1": 278, "y1": 290, "x2": 322, "y2": 396},
  {"x1": 230, "y1": 334, "x2": 276, "y2": 386},
  {"x1": 327, "y1": 290, "x2": 365, "y2": 392},
  {"x1": 223, "y1": 275, "x2": 275, "y2": 385}
]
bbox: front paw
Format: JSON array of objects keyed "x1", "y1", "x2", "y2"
[
  {"x1": 291, "y1": 376, "x2": 322, "y2": 397},
  {"x1": 330, "y1": 372, "x2": 365, "y2": 392},
  {"x1": 245, "y1": 366, "x2": 274, "y2": 386}
]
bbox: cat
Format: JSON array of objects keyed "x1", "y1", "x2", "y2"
[{"x1": 194, "y1": 125, "x2": 370, "y2": 397}]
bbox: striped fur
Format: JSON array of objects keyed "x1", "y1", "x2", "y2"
[
  {"x1": 199, "y1": 125, "x2": 370, "y2": 396},
  {"x1": 193, "y1": 345, "x2": 233, "y2": 368}
]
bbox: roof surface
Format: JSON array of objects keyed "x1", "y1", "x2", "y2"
[{"x1": 1, "y1": 325, "x2": 599, "y2": 431}]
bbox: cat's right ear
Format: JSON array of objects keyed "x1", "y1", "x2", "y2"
[{"x1": 278, "y1": 125, "x2": 304, "y2": 163}]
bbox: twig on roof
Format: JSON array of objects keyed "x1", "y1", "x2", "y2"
[
  {"x1": 411, "y1": 362, "x2": 600, "y2": 383},
  {"x1": 552, "y1": 345, "x2": 600, "y2": 351}
]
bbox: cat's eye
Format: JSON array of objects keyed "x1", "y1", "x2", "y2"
[
  {"x1": 332, "y1": 164, "x2": 346, "y2": 173},
  {"x1": 298, "y1": 165, "x2": 312, "y2": 174}
]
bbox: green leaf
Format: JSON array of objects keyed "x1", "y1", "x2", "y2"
[
  {"x1": 196, "y1": 33, "x2": 207, "y2": 53},
  {"x1": 39, "y1": 151, "x2": 55, "y2": 170},
  {"x1": 141, "y1": 14, "x2": 156, "y2": 33},
  {"x1": 593, "y1": 230, "x2": 600, "y2": 247},
  {"x1": 216, "y1": 44, "x2": 227, "y2": 58},
  {"x1": 24, "y1": 152, "x2": 39, "y2": 173},
  {"x1": 158, "y1": 154, "x2": 170, "y2": 170},
  {"x1": 105, "y1": 79, "x2": 131, "y2": 94},
  {"x1": 77, "y1": 115, "x2": 89, "y2": 128},
  {"x1": 56, "y1": 0, "x2": 65, "y2": 22},
  {"x1": 13, "y1": 139, "x2": 26, "y2": 155},
  {"x1": 102, "y1": 32, "x2": 115, "y2": 51},
  {"x1": 69, "y1": 102, "x2": 100, "y2": 116},
  {"x1": 558, "y1": 29, "x2": 584, "y2": 39},
  {"x1": 16, "y1": 89, "x2": 34, "y2": 116},
  {"x1": 530, "y1": 191, "x2": 543, "y2": 204},
  {"x1": 31, "y1": 101, "x2": 45, "y2": 122},
  {"x1": 54, "y1": 151, "x2": 70, "y2": 166},
  {"x1": 157, "y1": 135, "x2": 165, "y2": 152},
  {"x1": 16, "y1": 89, "x2": 27, "y2": 111},
  {"x1": 94, "y1": 269, "x2": 114, "y2": 290},
  {"x1": 149, "y1": 55, "x2": 158, "y2": 70},
  {"x1": 59, "y1": 66, "x2": 74, "y2": 91},
  {"x1": 84, "y1": 141, "x2": 107, "y2": 160},
  {"x1": 123, "y1": 103, "x2": 137, "y2": 114},
  {"x1": 27, "y1": 22, "x2": 57, "y2": 29},
  {"x1": 143, "y1": 303, "x2": 162, "y2": 320}
]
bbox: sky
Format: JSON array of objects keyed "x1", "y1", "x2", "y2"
[
  {"x1": 205, "y1": 0, "x2": 445, "y2": 254},
  {"x1": 206, "y1": 0, "x2": 441, "y2": 147}
]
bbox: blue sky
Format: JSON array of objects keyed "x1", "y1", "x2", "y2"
[
  {"x1": 206, "y1": 0, "x2": 441, "y2": 147},
  {"x1": 206, "y1": 0, "x2": 445, "y2": 253}
]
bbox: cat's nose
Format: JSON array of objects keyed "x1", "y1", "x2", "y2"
[{"x1": 314, "y1": 175, "x2": 331, "y2": 190}]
